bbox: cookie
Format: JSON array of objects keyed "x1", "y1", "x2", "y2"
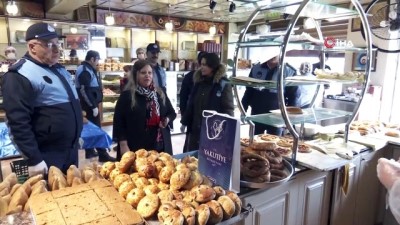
[
  {"x1": 213, "y1": 186, "x2": 226, "y2": 198},
  {"x1": 217, "y1": 196, "x2": 235, "y2": 220},
  {"x1": 205, "y1": 200, "x2": 223, "y2": 224},
  {"x1": 144, "y1": 184, "x2": 160, "y2": 195},
  {"x1": 137, "y1": 194, "x2": 160, "y2": 219},
  {"x1": 158, "y1": 190, "x2": 174, "y2": 203},
  {"x1": 191, "y1": 185, "x2": 216, "y2": 203},
  {"x1": 170, "y1": 168, "x2": 191, "y2": 190},
  {"x1": 226, "y1": 191, "x2": 242, "y2": 216},
  {"x1": 118, "y1": 181, "x2": 135, "y2": 198},
  {"x1": 162, "y1": 209, "x2": 184, "y2": 225},
  {"x1": 113, "y1": 173, "x2": 131, "y2": 189},
  {"x1": 159, "y1": 166, "x2": 176, "y2": 183},
  {"x1": 182, "y1": 171, "x2": 203, "y2": 190},
  {"x1": 181, "y1": 206, "x2": 196, "y2": 225},
  {"x1": 126, "y1": 188, "x2": 146, "y2": 208},
  {"x1": 195, "y1": 204, "x2": 210, "y2": 225}
]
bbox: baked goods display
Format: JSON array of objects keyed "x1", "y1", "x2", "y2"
[
  {"x1": 385, "y1": 129, "x2": 400, "y2": 138},
  {"x1": 314, "y1": 69, "x2": 365, "y2": 82},
  {"x1": 98, "y1": 150, "x2": 243, "y2": 224},
  {"x1": 30, "y1": 180, "x2": 143, "y2": 225},
  {"x1": 286, "y1": 107, "x2": 303, "y2": 115},
  {"x1": 350, "y1": 120, "x2": 383, "y2": 136},
  {"x1": 240, "y1": 134, "x2": 310, "y2": 184}
]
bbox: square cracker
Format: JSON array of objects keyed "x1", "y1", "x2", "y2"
[
  {"x1": 88, "y1": 179, "x2": 112, "y2": 189},
  {"x1": 52, "y1": 183, "x2": 91, "y2": 199},
  {"x1": 55, "y1": 190, "x2": 111, "y2": 225},
  {"x1": 108, "y1": 202, "x2": 144, "y2": 225},
  {"x1": 80, "y1": 215, "x2": 122, "y2": 225},
  {"x1": 34, "y1": 208, "x2": 66, "y2": 225},
  {"x1": 29, "y1": 192, "x2": 58, "y2": 215},
  {"x1": 94, "y1": 186, "x2": 125, "y2": 204}
]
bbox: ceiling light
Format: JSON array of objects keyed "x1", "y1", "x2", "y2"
[
  {"x1": 70, "y1": 27, "x2": 78, "y2": 34},
  {"x1": 209, "y1": 25, "x2": 217, "y2": 36},
  {"x1": 209, "y1": 0, "x2": 217, "y2": 10},
  {"x1": 53, "y1": 23, "x2": 58, "y2": 27},
  {"x1": 6, "y1": 1, "x2": 18, "y2": 16},
  {"x1": 105, "y1": 13, "x2": 115, "y2": 26},
  {"x1": 165, "y1": 20, "x2": 173, "y2": 32},
  {"x1": 229, "y1": 2, "x2": 236, "y2": 13},
  {"x1": 105, "y1": 0, "x2": 115, "y2": 26}
]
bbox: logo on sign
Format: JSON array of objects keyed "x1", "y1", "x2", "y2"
[
  {"x1": 206, "y1": 119, "x2": 226, "y2": 140},
  {"x1": 324, "y1": 37, "x2": 354, "y2": 48}
]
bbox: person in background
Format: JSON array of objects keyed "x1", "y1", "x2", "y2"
[
  {"x1": 3, "y1": 46, "x2": 18, "y2": 66},
  {"x1": 241, "y1": 54, "x2": 297, "y2": 136},
  {"x1": 286, "y1": 62, "x2": 318, "y2": 108},
  {"x1": 312, "y1": 52, "x2": 331, "y2": 90},
  {"x1": 120, "y1": 64, "x2": 132, "y2": 92},
  {"x1": 181, "y1": 53, "x2": 234, "y2": 152},
  {"x1": 113, "y1": 60, "x2": 176, "y2": 159},
  {"x1": 2, "y1": 23, "x2": 82, "y2": 174},
  {"x1": 377, "y1": 158, "x2": 400, "y2": 223},
  {"x1": 146, "y1": 43, "x2": 166, "y2": 92},
  {"x1": 131, "y1": 48, "x2": 146, "y2": 65},
  {"x1": 179, "y1": 51, "x2": 207, "y2": 133},
  {"x1": 75, "y1": 50, "x2": 115, "y2": 162}
]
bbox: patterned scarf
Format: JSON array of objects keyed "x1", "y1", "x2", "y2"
[{"x1": 136, "y1": 85, "x2": 160, "y2": 127}]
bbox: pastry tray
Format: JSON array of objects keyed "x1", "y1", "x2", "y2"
[
  {"x1": 240, "y1": 159, "x2": 294, "y2": 189},
  {"x1": 145, "y1": 205, "x2": 252, "y2": 225}
]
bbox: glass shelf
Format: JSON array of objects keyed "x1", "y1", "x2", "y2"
[
  {"x1": 229, "y1": 40, "x2": 375, "y2": 52},
  {"x1": 230, "y1": 76, "x2": 360, "y2": 88},
  {"x1": 255, "y1": 0, "x2": 358, "y2": 20},
  {"x1": 245, "y1": 108, "x2": 352, "y2": 128}
]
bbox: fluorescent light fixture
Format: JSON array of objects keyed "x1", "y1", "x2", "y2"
[
  {"x1": 6, "y1": 1, "x2": 18, "y2": 15},
  {"x1": 303, "y1": 17, "x2": 316, "y2": 29}
]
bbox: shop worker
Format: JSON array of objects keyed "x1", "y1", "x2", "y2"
[
  {"x1": 75, "y1": 50, "x2": 115, "y2": 162},
  {"x1": 241, "y1": 51, "x2": 297, "y2": 136},
  {"x1": 131, "y1": 47, "x2": 146, "y2": 65},
  {"x1": 285, "y1": 62, "x2": 318, "y2": 109},
  {"x1": 146, "y1": 43, "x2": 166, "y2": 92},
  {"x1": 3, "y1": 46, "x2": 18, "y2": 66},
  {"x1": 2, "y1": 23, "x2": 83, "y2": 175}
]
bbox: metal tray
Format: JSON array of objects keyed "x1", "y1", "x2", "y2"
[
  {"x1": 240, "y1": 159, "x2": 294, "y2": 189},
  {"x1": 145, "y1": 205, "x2": 252, "y2": 225}
]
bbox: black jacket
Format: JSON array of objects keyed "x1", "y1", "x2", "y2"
[
  {"x1": 179, "y1": 71, "x2": 195, "y2": 116},
  {"x1": 76, "y1": 61, "x2": 103, "y2": 110},
  {"x1": 113, "y1": 90, "x2": 176, "y2": 157},
  {"x1": 181, "y1": 64, "x2": 234, "y2": 151},
  {"x1": 2, "y1": 53, "x2": 83, "y2": 166}
]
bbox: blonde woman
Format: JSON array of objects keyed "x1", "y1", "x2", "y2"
[{"x1": 113, "y1": 60, "x2": 176, "y2": 159}]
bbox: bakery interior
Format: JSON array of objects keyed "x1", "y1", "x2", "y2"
[{"x1": 1, "y1": 0, "x2": 400, "y2": 224}]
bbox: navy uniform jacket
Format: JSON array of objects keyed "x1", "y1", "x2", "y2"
[
  {"x1": 75, "y1": 61, "x2": 103, "y2": 110},
  {"x1": 241, "y1": 62, "x2": 297, "y2": 115},
  {"x1": 2, "y1": 53, "x2": 83, "y2": 166}
]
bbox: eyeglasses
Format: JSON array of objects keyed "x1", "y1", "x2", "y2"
[
  {"x1": 5, "y1": 49, "x2": 16, "y2": 54},
  {"x1": 34, "y1": 41, "x2": 60, "y2": 50}
]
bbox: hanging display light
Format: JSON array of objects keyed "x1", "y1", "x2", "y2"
[
  {"x1": 70, "y1": 27, "x2": 78, "y2": 34},
  {"x1": 6, "y1": 1, "x2": 18, "y2": 16},
  {"x1": 209, "y1": 25, "x2": 217, "y2": 36},
  {"x1": 165, "y1": 3, "x2": 173, "y2": 32},
  {"x1": 165, "y1": 20, "x2": 174, "y2": 32},
  {"x1": 105, "y1": 0, "x2": 115, "y2": 26}
]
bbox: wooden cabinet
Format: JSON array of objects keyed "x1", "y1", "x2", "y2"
[{"x1": 241, "y1": 170, "x2": 332, "y2": 225}]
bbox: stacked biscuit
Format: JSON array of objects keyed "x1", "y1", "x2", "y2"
[
  {"x1": 0, "y1": 173, "x2": 47, "y2": 216},
  {"x1": 100, "y1": 150, "x2": 243, "y2": 225},
  {"x1": 240, "y1": 134, "x2": 311, "y2": 183}
]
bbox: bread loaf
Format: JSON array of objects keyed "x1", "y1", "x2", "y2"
[
  {"x1": 286, "y1": 106, "x2": 303, "y2": 114},
  {"x1": 66, "y1": 165, "x2": 81, "y2": 186}
]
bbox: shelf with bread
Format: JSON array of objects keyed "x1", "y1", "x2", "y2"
[
  {"x1": 230, "y1": 0, "x2": 373, "y2": 186},
  {"x1": 100, "y1": 70, "x2": 123, "y2": 125}
]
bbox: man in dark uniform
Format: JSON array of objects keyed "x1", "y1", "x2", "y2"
[
  {"x1": 2, "y1": 23, "x2": 83, "y2": 175},
  {"x1": 241, "y1": 54, "x2": 297, "y2": 136},
  {"x1": 75, "y1": 50, "x2": 115, "y2": 162}
]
